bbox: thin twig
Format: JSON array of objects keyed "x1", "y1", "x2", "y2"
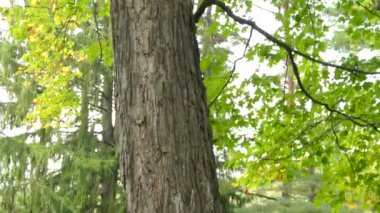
[
  {"x1": 240, "y1": 189, "x2": 278, "y2": 201},
  {"x1": 88, "y1": 103, "x2": 108, "y2": 112},
  {"x1": 330, "y1": 114, "x2": 356, "y2": 174},
  {"x1": 252, "y1": 3, "x2": 277, "y2": 15},
  {"x1": 283, "y1": 58, "x2": 289, "y2": 104},
  {"x1": 208, "y1": 27, "x2": 254, "y2": 107}
]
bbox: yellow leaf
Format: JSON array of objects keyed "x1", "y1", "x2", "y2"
[{"x1": 347, "y1": 202, "x2": 357, "y2": 209}]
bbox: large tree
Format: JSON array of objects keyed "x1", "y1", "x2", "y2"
[
  {"x1": 1, "y1": 0, "x2": 380, "y2": 211},
  {"x1": 110, "y1": 0, "x2": 223, "y2": 212}
]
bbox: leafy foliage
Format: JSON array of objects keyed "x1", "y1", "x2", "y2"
[
  {"x1": 197, "y1": 0, "x2": 380, "y2": 212},
  {"x1": 0, "y1": 0, "x2": 124, "y2": 212},
  {"x1": 1, "y1": 0, "x2": 379, "y2": 212}
]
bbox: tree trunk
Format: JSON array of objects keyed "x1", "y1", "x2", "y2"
[{"x1": 111, "y1": 1, "x2": 223, "y2": 212}]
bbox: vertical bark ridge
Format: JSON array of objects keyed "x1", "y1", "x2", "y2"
[{"x1": 111, "y1": 0, "x2": 222, "y2": 212}]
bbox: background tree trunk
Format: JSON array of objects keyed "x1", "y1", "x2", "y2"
[{"x1": 111, "y1": 1, "x2": 223, "y2": 212}]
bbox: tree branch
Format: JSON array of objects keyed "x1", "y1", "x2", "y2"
[
  {"x1": 194, "y1": 0, "x2": 215, "y2": 23},
  {"x1": 241, "y1": 189, "x2": 278, "y2": 201},
  {"x1": 355, "y1": 0, "x2": 380, "y2": 19},
  {"x1": 287, "y1": 51, "x2": 379, "y2": 132},
  {"x1": 213, "y1": 0, "x2": 380, "y2": 75},
  {"x1": 213, "y1": 0, "x2": 380, "y2": 132}
]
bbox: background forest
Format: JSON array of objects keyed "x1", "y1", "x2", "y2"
[{"x1": 0, "y1": 0, "x2": 379, "y2": 212}]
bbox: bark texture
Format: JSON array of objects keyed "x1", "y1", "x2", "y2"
[{"x1": 111, "y1": 0, "x2": 222, "y2": 212}]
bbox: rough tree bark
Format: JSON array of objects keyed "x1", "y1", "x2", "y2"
[{"x1": 111, "y1": 0, "x2": 223, "y2": 212}]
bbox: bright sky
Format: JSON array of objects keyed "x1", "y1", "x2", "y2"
[
  {"x1": 0, "y1": 1, "x2": 10, "y2": 7},
  {"x1": 0, "y1": 87, "x2": 11, "y2": 102},
  {"x1": 224, "y1": 1, "x2": 282, "y2": 86}
]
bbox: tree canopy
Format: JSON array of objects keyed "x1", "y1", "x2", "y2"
[{"x1": 0, "y1": 0, "x2": 379, "y2": 212}]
